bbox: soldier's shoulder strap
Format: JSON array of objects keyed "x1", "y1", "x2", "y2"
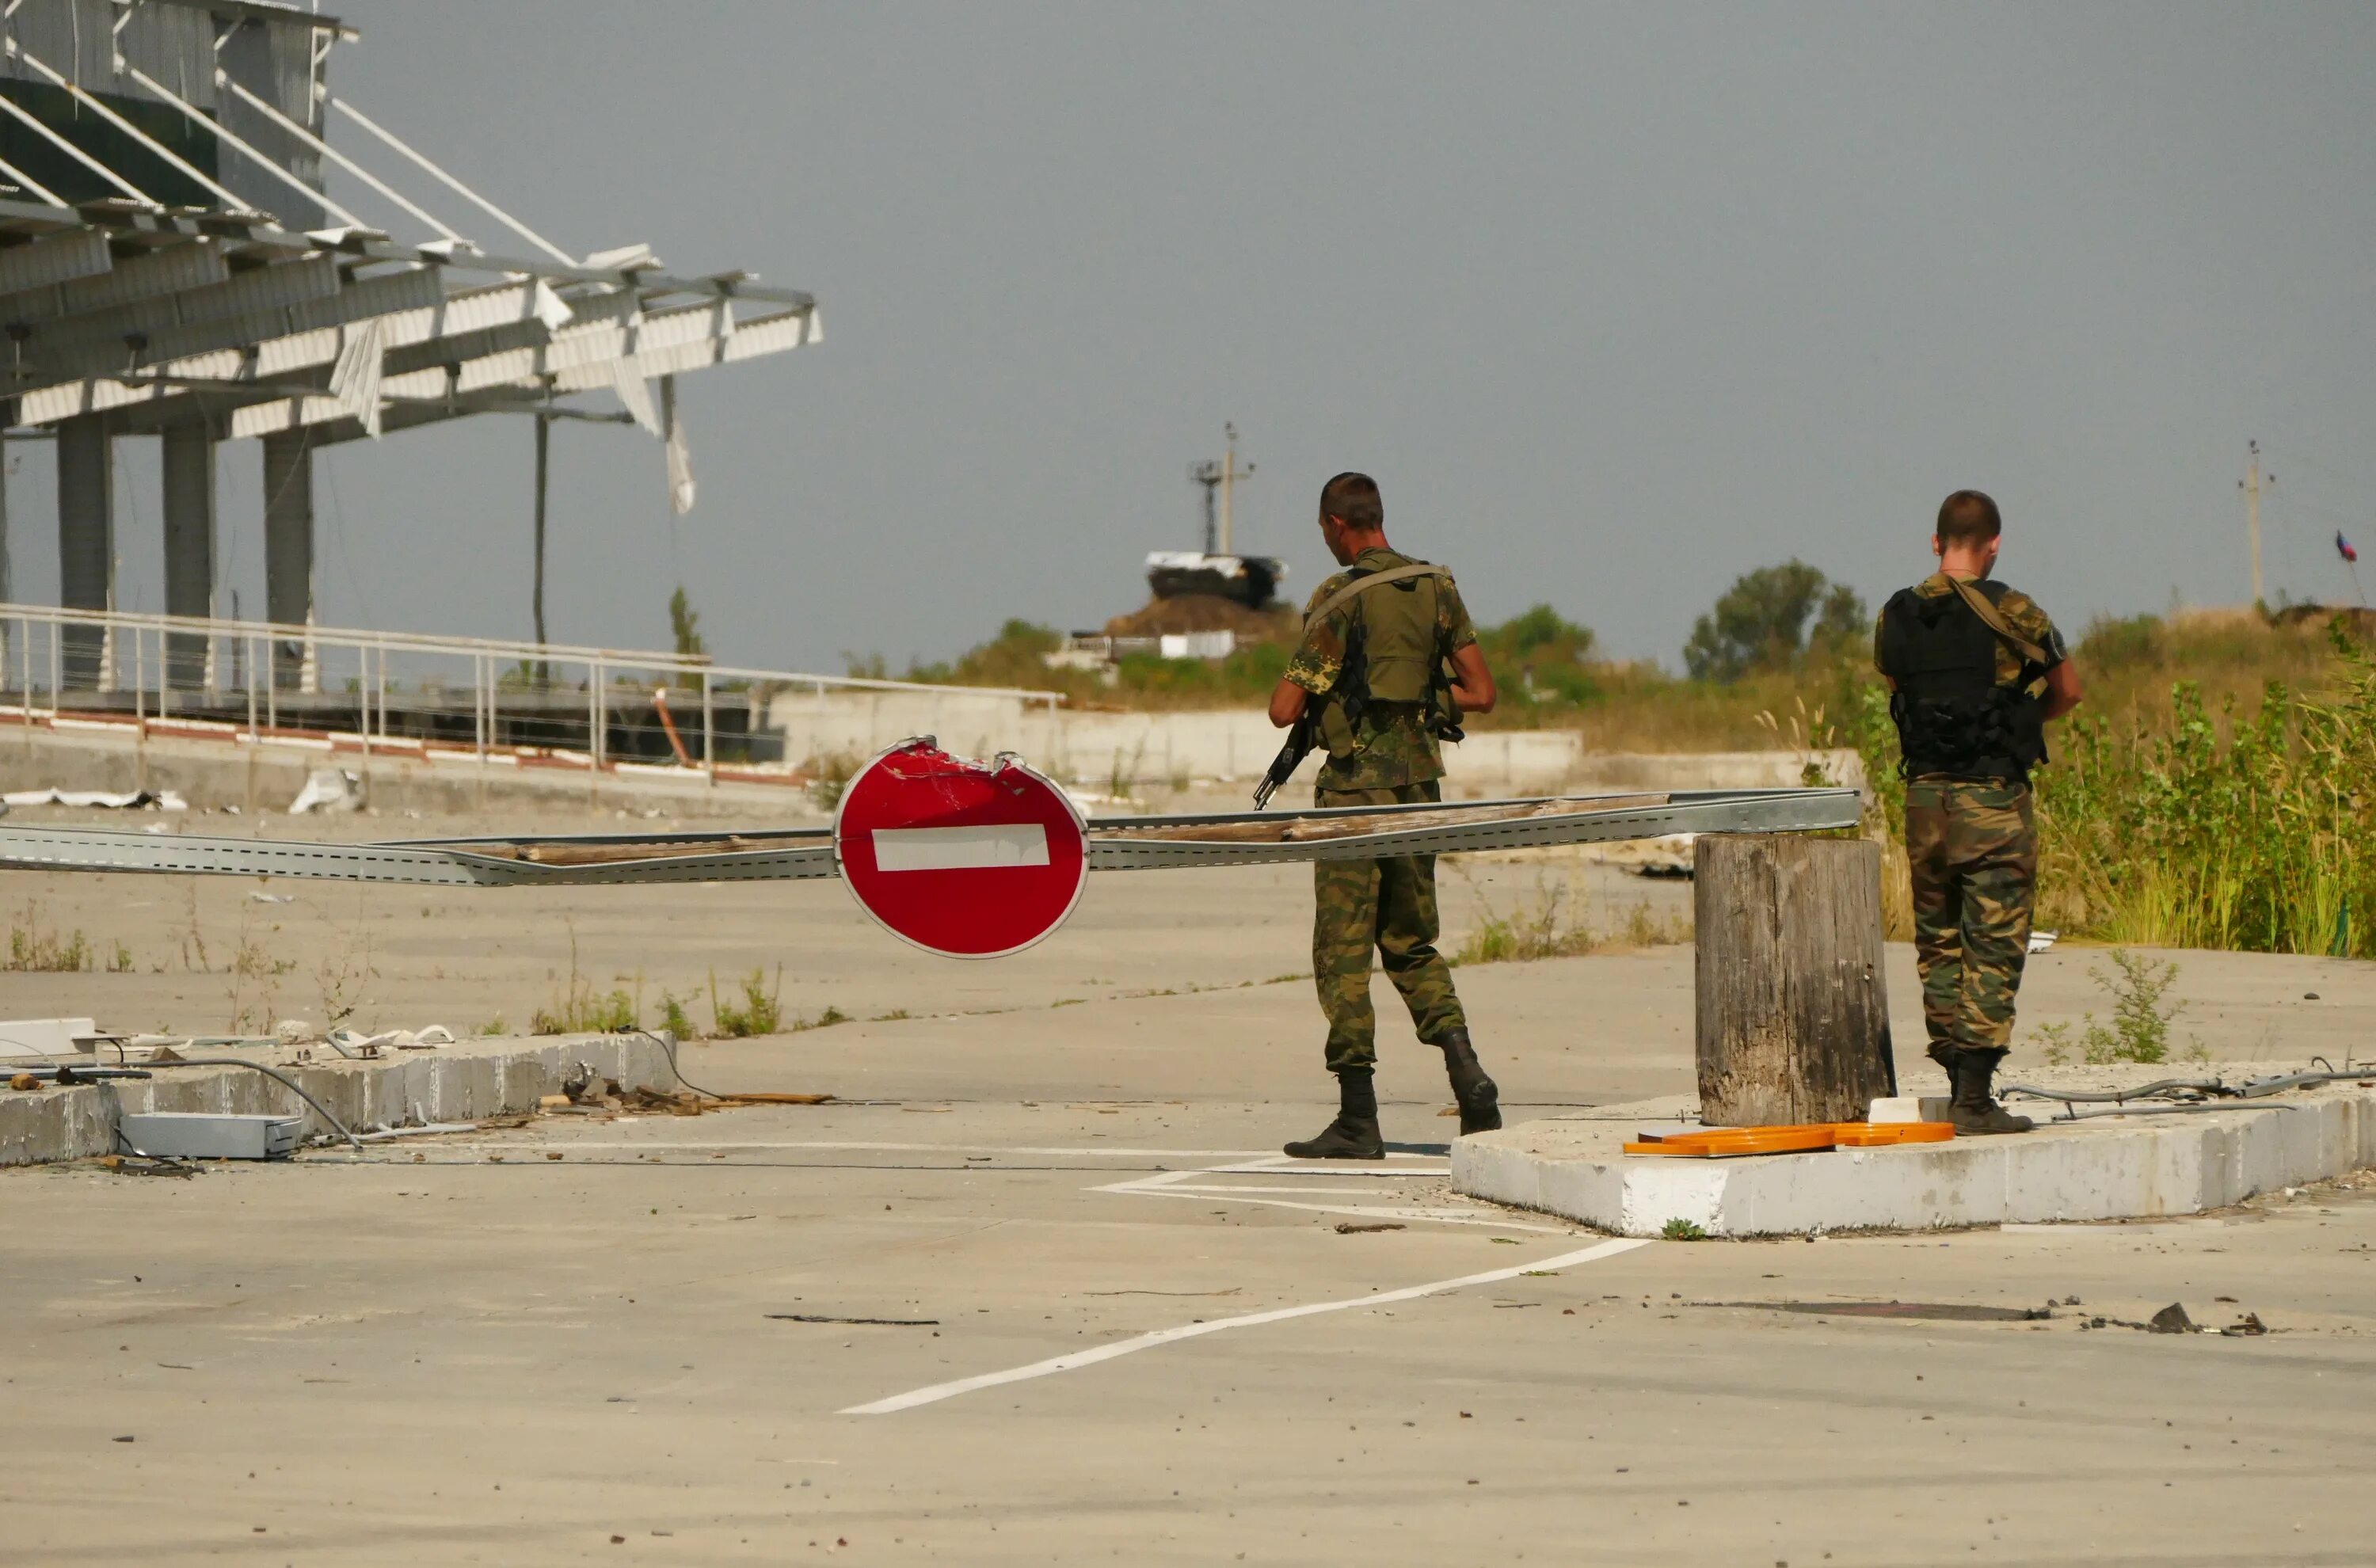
[
  {"x1": 1942, "y1": 575, "x2": 2050, "y2": 668},
  {"x1": 1304, "y1": 562, "x2": 1453, "y2": 630}
]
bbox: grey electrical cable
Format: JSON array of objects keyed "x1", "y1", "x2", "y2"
[
  {"x1": 2001, "y1": 1079, "x2": 2227, "y2": 1105},
  {"x1": 149, "y1": 1059, "x2": 364, "y2": 1151},
  {"x1": 630, "y1": 1028, "x2": 723, "y2": 1102},
  {"x1": 2050, "y1": 1102, "x2": 2302, "y2": 1122},
  {"x1": 2236, "y1": 1069, "x2": 2376, "y2": 1098}
]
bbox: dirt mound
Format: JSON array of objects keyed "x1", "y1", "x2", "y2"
[{"x1": 1104, "y1": 595, "x2": 1300, "y2": 643}]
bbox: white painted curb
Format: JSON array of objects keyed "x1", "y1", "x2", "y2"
[{"x1": 1452, "y1": 1090, "x2": 2376, "y2": 1236}]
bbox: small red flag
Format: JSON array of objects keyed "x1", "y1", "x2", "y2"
[{"x1": 2342, "y1": 531, "x2": 2361, "y2": 565}]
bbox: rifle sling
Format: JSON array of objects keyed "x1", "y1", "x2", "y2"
[
  {"x1": 1941, "y1": 574, "x2": 2050, "y2": 668},
  {"x1": 1304, "y1": 563, "x2": 1453, "y2": 630}
]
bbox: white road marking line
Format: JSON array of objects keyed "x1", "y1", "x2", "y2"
[
  {"x1": 1091, "y1": 1157, "x2": 1552, "y2": 1231},
  {"x1": 1150, "y1": 1183, "x2": 1425, "y2": 1197},
  {"x1": 872, "y1": 823, "x2": 1049, "y2": 871},
  {"x1": 840, "y1": 1236, "x2": 1653, "y2": 1416},
  {"x1": 410, "y1": 1142, "x2": 1282, "y2": 1159},
  {"x1": 1110, "y1": 1186, "x2": 1567, "y2": 1231}
]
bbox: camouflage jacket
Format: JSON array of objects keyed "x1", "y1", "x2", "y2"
[
  {"x1": 1284, "y1": 546, "x2": 1478, "y2": 790},
  {"x1": 1873, "y1": 573, "x2": 2066, "y2": 691}
]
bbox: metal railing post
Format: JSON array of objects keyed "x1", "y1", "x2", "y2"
[
  {"x1": 701, "y1": 668, "x2": 715, "y2": 785},
  {"x1": 246, "y1": 635, "x2": 258, "y2": 742},
  {"x1": 588, "y1": 659, "x2": 604, "y2": 770}
]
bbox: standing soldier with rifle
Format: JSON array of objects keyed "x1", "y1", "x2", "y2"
[
  {"x1": 1262, "y1": 472, "x2": 1502, "y2": 1159},
  {"x1": 1875, "y1": 490, "x2": 2084, "y2": 1135}
]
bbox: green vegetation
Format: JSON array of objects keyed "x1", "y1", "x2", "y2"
[
  {"x1": 2035, "y1": 950, "x2": 2199, "y2": 1065},
  {"x1": 1449, "y1": 872, "x2": 1692, "y2": 965},
  {"x1": 668, "y1": 587, "x2": 707, "y2": 660},
  {"x1": 1683, "y1": 561, "x2": 1865, "y2": 683},
  {"x1": 530, "y1": 931, "x2": 637, "y2": 1034},
  {"x1": 2036, "y1": 625, "x2": 2374, "y2": 957},
  {"x1": 710, "y1": 966, "x2": 785, "y2": 1037},
  {"x1": 531, "y1": 978, "x2": 636, "y2": 1036},
  {"x1": 1851, "y1": 614, "x2": 2376, "y2": 959},
  {"x1": 1661, "y1": 1218, "x2": 1709, "y2": 1241},
  {"x1": 5, "y1": 903, "x2": 94, "y2": 972}
]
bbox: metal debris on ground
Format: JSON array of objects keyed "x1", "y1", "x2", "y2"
[
  {"x1": 766, "y1": 1313, "x2": 940, "y2": 1327},
  {"x1": 1709, "y1": 1300, "x2": 2053, "y2": 1323},
  {"x1": 1335, "y1": 1221, "x2": 1407, "y2": 1234}
]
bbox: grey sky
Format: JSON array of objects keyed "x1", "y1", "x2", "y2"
[{"x1": 11, "y1": 2, "x2": 2373, "y2": 672}]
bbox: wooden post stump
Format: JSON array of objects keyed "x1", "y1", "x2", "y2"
[{"x1": 1693, "y1": 834, "x2": 1894, "y2": 1126}]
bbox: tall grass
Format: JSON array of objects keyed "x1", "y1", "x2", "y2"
[
  {"x1": 2035, "y1": 624, "x2": 2373, "y2": 957},
  {"x1": 1853, "y1": 621, "x2": 2375, "y2": 958}
]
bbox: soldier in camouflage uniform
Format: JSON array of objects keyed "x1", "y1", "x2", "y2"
[
  {"x1": 1875, "y1": 490, "x2": 2082, "y2": 1135},
  {"x1": 1266, "y1": 472, "x2": 1503, "y2": 1159}
]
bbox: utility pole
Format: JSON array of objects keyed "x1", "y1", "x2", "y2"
[
  {"x1": 2237, "y1": 441, "x2": 2279, "y2": 608},
  {"x1": 2242, "y1": 440, "x2": 2264, "y2": 608},
  {"x1": 532, "y1": 413, "x2": 550, "y2": 683},
  {"x1": 1187, "y1": 423, "x2": 1255, "y2": 556}
]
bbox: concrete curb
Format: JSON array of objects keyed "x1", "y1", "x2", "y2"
[
  {"x1": 1451, "y1": 1088, "x2": 2376, "y2": 1236},
  {"x1": 0, "y1": 1033, "x2": 670, "y2": 1166}
]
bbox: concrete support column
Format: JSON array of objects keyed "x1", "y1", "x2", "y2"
[
  {"x1": 0, "y1": 437, "x2": 11, "y2": 689},
  {"x1": 261, "y1": 429, "x2": 314, "y2": 690},
  {"x1": 162, "y1": 424, "x2": 217, "y2": 691},
  {"x1": 55, "y1": 413, "x2": 112, "y2": 689}
]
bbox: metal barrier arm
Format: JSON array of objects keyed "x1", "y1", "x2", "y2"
[{"x1": 0, "y1": 790, "x2": 1860, "y2": 888}]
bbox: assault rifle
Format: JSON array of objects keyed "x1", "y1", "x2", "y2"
[{"x1": 1252, "y1": 709, "x2": 1315, "y2": 810}]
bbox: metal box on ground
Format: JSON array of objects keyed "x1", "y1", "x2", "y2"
[{"x1": 118, "y1": 1113, "x2": 305, "y2": 1160}]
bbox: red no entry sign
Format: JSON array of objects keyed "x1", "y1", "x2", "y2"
[{"x1": 834, "y1": 739, "x2": 1089, "y2": 958}]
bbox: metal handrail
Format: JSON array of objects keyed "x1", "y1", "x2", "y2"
[
  {"x1": 0, "y1": 601, "x2": 1060, "y2": 704},
  {"x1": 0, "y1": 600, "x2": 1060, "y2": 787}
]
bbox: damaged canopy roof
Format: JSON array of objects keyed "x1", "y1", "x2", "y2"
[{"x1": 0, "y1": 0, "x2": 816, "y2": 454}]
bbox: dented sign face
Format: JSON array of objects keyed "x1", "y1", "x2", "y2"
[{"x1": 832, "y1": 740, "x2": 1089, "y2": 957}]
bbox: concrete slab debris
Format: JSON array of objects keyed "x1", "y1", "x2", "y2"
[{"x1": 0, "y1": 1030, "x2": 668, "y2": 1166}]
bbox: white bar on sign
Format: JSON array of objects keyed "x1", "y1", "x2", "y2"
[{"x1": 872, "y1": 823, "x2": 1050, "y2": 872}]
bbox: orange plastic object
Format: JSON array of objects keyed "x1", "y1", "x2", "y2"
[
  {"x1": 1624, "y1": 1124, "x2": 1841, "y2": 1158},
  {"x1": 1625, "y1": 1121, "x2": 1956, "y2": 1157},
  {"x1": 1833, "y1": 1121, "x2": 1955, "y2": 1147}
]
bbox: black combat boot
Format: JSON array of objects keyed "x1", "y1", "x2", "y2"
[
  {"x1": 1435, "y1": 1028, "x2": 1502, "y2": 1135},
  {"x1": 1285, "y1": 1068, "x2": 1384, "y2": 1159},
  {"x1": 1947, "y1": 1045, "x2": 2033, "y2": 1136}
]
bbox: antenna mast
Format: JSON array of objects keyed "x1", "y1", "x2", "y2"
[{"x1": 1188, "y1": 424, "x2": 1255, "y2": 555}]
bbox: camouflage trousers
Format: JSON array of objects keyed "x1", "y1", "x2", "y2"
[
  {"x1": 1312, "y1": 781, "x2": 1468, "y2": 1074},
  {"x1": 1905, "y1": 776, "x2": 2037, "y2": 1052}
]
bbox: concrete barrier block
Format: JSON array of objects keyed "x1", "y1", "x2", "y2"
[
  {"x1": 1453, "y1": 1087, "x2": 2376, "y2": 1237},
  {"x1": 1620, "y1": 1163, "x2": 1729, "y2": 1235}
]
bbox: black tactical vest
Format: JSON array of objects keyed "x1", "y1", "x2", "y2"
[{"x1": 1876, "y1": 581, "x2": 2048, "y2": 782}]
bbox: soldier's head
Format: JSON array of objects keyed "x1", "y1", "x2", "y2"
[
  {"x1": 1932, "y1": 489, "x2": 2002, "y2": 574},
  {"x1": 1318, "y1": 472, "x2": 1386, "y2": 565}
]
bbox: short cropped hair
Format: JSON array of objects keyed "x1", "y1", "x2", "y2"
[
  {"x1": 1320, "y1": 471, "x2": 1384, "y2": 532},
  {"x1": 1936, "y1": 489, "x2": 2002, "y2": 548}
]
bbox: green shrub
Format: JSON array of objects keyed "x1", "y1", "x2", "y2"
[
  {"x1": 2035, "y1": 949, "x2": 2192, "y2": 1064},
  {"x1": 710, "y1": 966, "x2": 784, "y2": 1037}
]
